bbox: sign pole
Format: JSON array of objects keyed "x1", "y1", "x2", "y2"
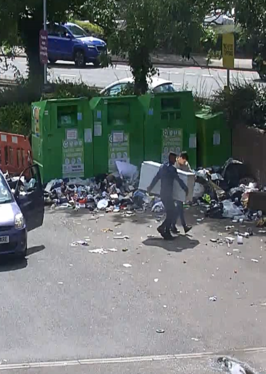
[
  {"x1": 43, "y1": 0, "x2": 47, "y2": 86},
  {"x1": 227, "y1": 68, "x2": 230, "y2": 88}
]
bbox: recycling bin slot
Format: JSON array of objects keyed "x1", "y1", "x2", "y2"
[
  {"x1": 57, "y1": 105, "x2": 78, "y2": 128},
  {"x1": 161, "y1": 97, "x2": 180, "y2": 111},
  {"x1": 108, "y1": 103, "x2": 130, "y2": 126}
]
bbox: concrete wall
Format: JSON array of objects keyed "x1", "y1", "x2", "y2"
[{"x1": 232, "y1": 124, "x2": 266, "y2": 185}]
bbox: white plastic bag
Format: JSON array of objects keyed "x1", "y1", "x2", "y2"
[{"x1": 222, "y1": 200, "x2": 243, "y2": 218}]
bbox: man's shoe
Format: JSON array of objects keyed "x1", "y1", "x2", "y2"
[
  {"x1": 171, "y1": 225, "x2": 180, "y2": 234},
  {"x1": 157, "y1": 226, "x2": 166, "y2": 238},
  {"x1": 184, "y1": 225, "x2": 192, "y2": 234}
]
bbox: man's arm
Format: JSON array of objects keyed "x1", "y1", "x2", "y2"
[
  {"x1": 173, "y1": 168, "x2": 188, "y2": 193},
  {"x1": 186, "y1": 162, "x2": 193, "y2": 173}
]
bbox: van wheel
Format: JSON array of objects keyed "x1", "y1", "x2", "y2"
[{"x1": 74, "y1": 50, "x2": 86, "y2": 68}]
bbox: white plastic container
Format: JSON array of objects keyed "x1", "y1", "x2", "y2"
[{"x1": 138, "y1": 161, "x2": 195, "y2": 202}]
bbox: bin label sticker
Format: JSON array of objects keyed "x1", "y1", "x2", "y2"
[
  {"x1": 161, "y1": 128, "x2": 183, "y2": 163},
  {"x1": 189, "y1": 134, "x2": 197, "y2": 149},
  {"x1": 84, "y1": 128, "x2": 92, "y2": 143},
  {"x1": 108, "y1": 133, "x2": 130, "y2": 173},
  {"x1": 33, "y1": 106, "x2": 41, "y2": 137},
  {"x1": 148, "y1": 108, "x2": 154, "y2": 116},
  {"x1": 112, "y1": 131, "x2": 124, "y2": 143},
  {"x1": 77, "y1": 112, "x2": 82, "y2": 121},
  {"x1": 97, "y1": 110, "x2": 102, "y2": 119},
  {"x1": 213, "y1": 131, "x2": 220, "y2": 145},
  {"x1": 62, "y1": 139, "x2": 84, "y2": 178},
  {"x1": 94, "y1": 122, "x2": 102, "y2": 137},
  {"x1": 66, "y1": 129, "x2": 77, "y2": 140}
]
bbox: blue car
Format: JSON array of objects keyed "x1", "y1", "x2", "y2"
[
  {"x1": 47, "y1": 22, "x2": 107, "y2": 68},
  {"x1": 0, "y1": 165, "x2": 44, "y2": 257}
]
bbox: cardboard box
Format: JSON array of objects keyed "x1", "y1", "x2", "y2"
[{"x1": 139, "y1": 161, "x2": 195, "y2": 202}]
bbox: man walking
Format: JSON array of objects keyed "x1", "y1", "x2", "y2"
[
  {"x1": 171, "y1": 151, "x2": 192, "y2": 235},
  {"x1": 147, "y1": 152, "x2": 188, "y2": 240}
]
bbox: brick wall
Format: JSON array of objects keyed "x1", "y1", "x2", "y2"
[{"x1": 232, "y1": 124, "x2": 266, "y2": 185}]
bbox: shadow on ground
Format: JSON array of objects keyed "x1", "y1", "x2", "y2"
[
  {"x1": 0, "y1": 245, "x2": 45, "y2": 273},
  {"x1": 143, "y1": 235, "x2": 200, "y2": 252}
]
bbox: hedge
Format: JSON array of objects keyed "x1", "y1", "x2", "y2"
[
  {"x1": 0, "y1": 80, "x2": 100, "y2": 136},
  {"x1": 73, "y1": 20, "x2": 104, "y2": 38}
]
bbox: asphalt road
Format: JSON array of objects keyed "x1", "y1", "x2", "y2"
[
  {"x1": 2, "y1": 57, "x2": 262, "y2": 96},
  {"x1": 0, "y1": 207, "x2": 266, "y2": 373}
]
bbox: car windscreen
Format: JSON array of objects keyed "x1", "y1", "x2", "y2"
[
  {"x1": 153, "y1": 83, "x2": 176, "y2": 93},
  {"x1": 0, "y1": 174, "x2": 13, "y2": 204},
  {"x1": 66, "y1": 25, "x2": 87, "y2": 38}
]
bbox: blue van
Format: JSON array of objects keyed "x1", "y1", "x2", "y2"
[{"x1": 47, "y1": 22, "x2": 107, "y2": 68}]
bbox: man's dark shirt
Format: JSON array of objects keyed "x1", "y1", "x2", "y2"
[{"x1": 149, "y1": 163, "x2": 188, "y2": 199}]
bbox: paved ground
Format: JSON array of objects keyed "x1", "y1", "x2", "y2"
[
  {"x1": 2, "y1": 57, "x2": 263, "y2": 96},
  {"x1": 0, "y1": 206, "x2": 265, "y2": 373}
]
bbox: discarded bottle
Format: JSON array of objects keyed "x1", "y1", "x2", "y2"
[{"x1": 237, "y1": 235, "x2": 243, "y2": 245}]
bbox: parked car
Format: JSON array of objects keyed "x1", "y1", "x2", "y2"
[
  {"x1": 100, "y1": 77, "x2": 176, "y2": 96},
  {"x1": 47, "y1": 22, "x2": 107, "y2": 68},
  {"x1": 0, "y1": 165, "x2": 44, "y2": 257}
]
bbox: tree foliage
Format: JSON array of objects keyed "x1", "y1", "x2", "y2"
[{"x1": 0, "y1": 0, "x2": 86, "y2": 86}]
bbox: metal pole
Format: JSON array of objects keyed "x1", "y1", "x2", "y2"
[
  {"x1": 227, "y1": 68, "x2": 230, "y2": 89},
  {"x1": 43, "y1": 0, "x2": 47, "y2": 86}
]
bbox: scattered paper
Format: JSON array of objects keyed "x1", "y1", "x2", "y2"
[{"x1": 123, "y1": 263, "x2": 132, "y2": 268}]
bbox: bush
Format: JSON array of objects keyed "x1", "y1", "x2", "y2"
[
  {"x1": 211, "y1": 82, "x2": 266, "y2": 130},
  {"x1": 0, "y1": 80, "x2": 100, "y2": 135},
  {"x1": 46, "y1": 79, "x2": 100, "y2": 100},
  {"x1": 0, "y1": 103, "x2": 31, "y2": 136},
  {"x1": 74, "y1": 20, "x2": 104, "y2": 38}
]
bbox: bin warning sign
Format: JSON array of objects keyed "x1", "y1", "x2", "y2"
[
  {"x1": 222, "y1": 33, "x2": 234, "y2": 69},
  {"x1": 161, "y1": 128, "x2": 183, "y2": 163},
  {"x1": 108, "y1": 132, "x2": 130, "y2": 172},
  {"x1": 62, "y1": 138, "x2": 84, "y2": 178}
]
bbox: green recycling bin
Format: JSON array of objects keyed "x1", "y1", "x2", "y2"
[
  {"x1": 196, "y1": 109, "x2": 232, "y2": 167},
  {"x1": 90, "y1": 96, "x2": 144, "y2": 175},
  {"x1": 140, "y1": 91, "x2": 197, "y2": 168},
  {"x1": 31, "y1": 97, "x2": 93, "y2": 184}
]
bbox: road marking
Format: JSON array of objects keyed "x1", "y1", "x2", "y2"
[
  {"x1": 185, "y1": 72, "x2": 196, "y2": 76},
  {"x1": 1, "y1": 347, "x2": 266, "y2": 371},
  {"x1": 202, "y1": 74, "x2": 214, "y2": 77}
]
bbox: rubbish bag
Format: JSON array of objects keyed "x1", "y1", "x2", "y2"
[
  {"x1": 193, "y1": 182, "x2": 205, "y2": 199},
  {"x1": 222, "y1": 158, "x2": 250, "y2": 188},
  {"x1": 205, "y1": 201, "x2": 224, "y2": 219},
  {"x1": 222, "y1": 200, "x2": 244, "y2": 218}
]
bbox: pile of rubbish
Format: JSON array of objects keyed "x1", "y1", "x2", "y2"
[
  {"x1": 194, "y1": 158, "x2": 266, "y2": 225},
  {"x1": 44, "y1": 161, "x2": 160, "y2": 213},
  {"x1": 43, "y1": 157, "x2": 266, "y2": 225}
]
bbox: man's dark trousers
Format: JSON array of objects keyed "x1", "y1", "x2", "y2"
[{"x1": 160, "y1": 196, "x2": 175, "y2": 233}]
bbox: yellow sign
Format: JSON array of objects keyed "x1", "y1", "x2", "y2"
[{"x1": 222, "y1": 33, "x2": 234, "y2": 69}]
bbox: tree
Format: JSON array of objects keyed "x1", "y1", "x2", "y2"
[{"x1": 0, "y1": 0, "x2": 87, "y2": 87}]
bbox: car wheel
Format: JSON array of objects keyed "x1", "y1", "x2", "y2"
[
  {"x1": 74, "y1": 50, "x2": 86, "y2": 68},
  {"x1": 93, "y1": 59, "x2": 101, "y2": 68},
  {"x1": 49, "y1": 59, "x2": 57, "y2": 65}
]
